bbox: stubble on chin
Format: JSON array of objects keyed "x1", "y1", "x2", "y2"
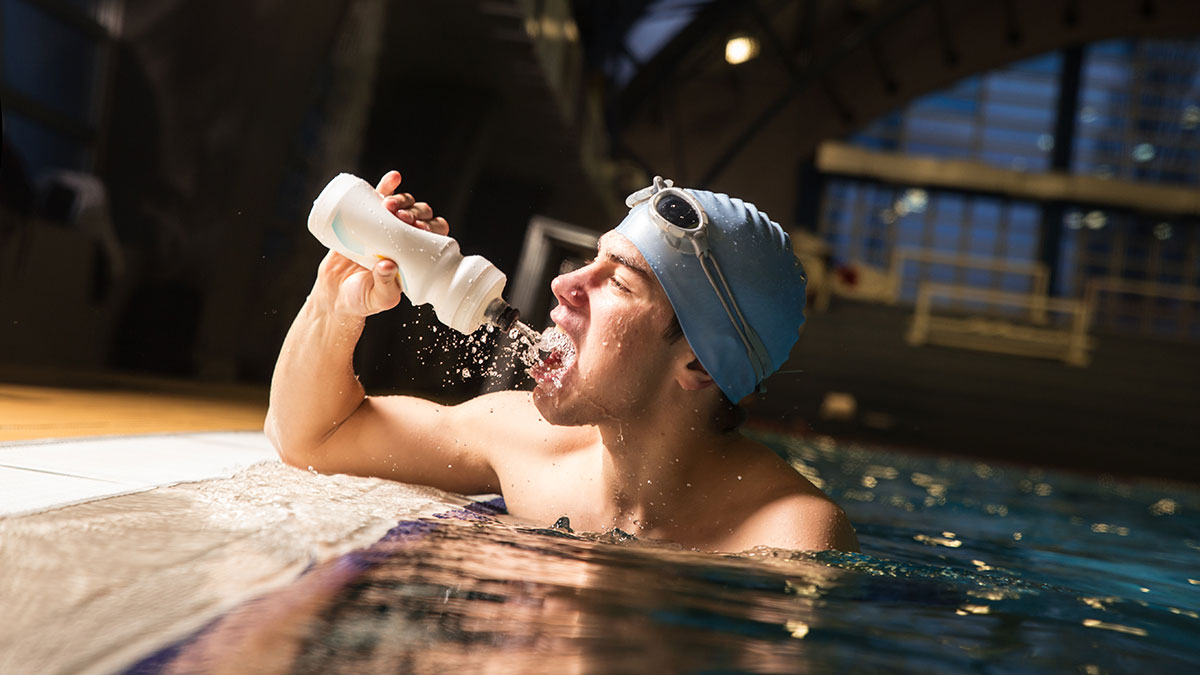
[
  {"x1": 532, "y1": 387, "x2": 571, "y2": 426},
  {"x1": 534, "y1": 385, "x2": 604, "y2": 428}
]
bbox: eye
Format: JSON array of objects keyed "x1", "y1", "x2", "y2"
[{"x1": 609, "y1": 276, "x2": 631, "y2": 293}]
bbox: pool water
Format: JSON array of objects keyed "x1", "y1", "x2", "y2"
[{"x1": 130, "y1": 431, "x2": 1200, "y2": 673}]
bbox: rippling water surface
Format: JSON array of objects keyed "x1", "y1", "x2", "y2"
[{"x1": 132, "y1": 432, "x2": 1200, "y2": 674}]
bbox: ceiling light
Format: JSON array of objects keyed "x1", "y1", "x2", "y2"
[{"x1": 725, "y1": 36, "x2": 759, "y2": 65}]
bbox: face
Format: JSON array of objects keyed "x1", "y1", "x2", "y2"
[{"x1": 531, "y1": 232, "x2": 687, "y2": 427}]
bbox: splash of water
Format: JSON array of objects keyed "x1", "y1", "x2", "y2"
[
  {"x1": 510, "y1": 321, "x2": 542, "y2": 347},
  {"x1": 504, "y1": 322, "x2": 576, "y2": 389},
  {"x1": 505, "y1": 323, "x2": 570, "y2": 368},
  {"x1": 402, "y1": 308, "x2": 575, "y2": 388}
]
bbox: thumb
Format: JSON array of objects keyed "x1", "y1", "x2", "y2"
[
  {"x1": 372, "y1": 257, "x2": 401, "y2": 291},
  {"x1": 363, "y1": 257, "x2": 403, "y2": 314}
]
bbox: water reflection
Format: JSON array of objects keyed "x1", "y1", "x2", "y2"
[
  {"x1": 6, "y1": 432, "x2": 1198, "y2": 672},
  {"x1": 162, "y1": 519, "x2": 845, "y2": 674}
]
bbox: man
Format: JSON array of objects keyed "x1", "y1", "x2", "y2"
[{"x1": 266, "y1": 171, "x2": 858, "y2": 553}]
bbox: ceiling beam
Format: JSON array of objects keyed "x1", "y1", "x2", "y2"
[
  {"x1": 816, "y1": 141, "x2": 1200, "y2": 216},
  {"x1": 698, "y1": 0, "x2": 926, "y2": 186},
  {"x1": 613, "y1": 0, "x2": 747, "y2": 133}
]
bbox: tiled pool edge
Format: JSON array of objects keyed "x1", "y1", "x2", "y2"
[{"x1": 0, "y1": 431, "x2": 279, "y2": 517}]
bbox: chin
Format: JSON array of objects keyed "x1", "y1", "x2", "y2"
[
  {"x1": 532, "y1": 372, "x2": 622, "y2": 428},
  {"x1": 531, "y1": 386, "x2": 587, "y2": 427}
]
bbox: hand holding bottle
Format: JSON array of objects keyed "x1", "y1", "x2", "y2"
[
  {"x1": 311, "y1": 171, "x2": 449, "y2": 319},
  {"x1": 376, "y1": 170, "x2": 448, "y2": 236},
  {"x1": 307, "y1": 171, "x2": 516, "y2": 333}
]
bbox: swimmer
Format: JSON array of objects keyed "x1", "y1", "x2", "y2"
[{"x1": 266, "y1": 171, "x2": 859, "y2": 553}]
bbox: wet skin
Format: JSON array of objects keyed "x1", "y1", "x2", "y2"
[{"x1": 265, "y1": 171, "x2": 858, "y2": 553}]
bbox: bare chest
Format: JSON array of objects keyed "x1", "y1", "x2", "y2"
[
  {"x1": 495, "y1": 459, "x2": 766, "y2": 549},
  {"x1": 495, "y1": 453, "x2": 612, "y2": 529}
]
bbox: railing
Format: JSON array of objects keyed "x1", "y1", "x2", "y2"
[
  {"x1": 1082, "y1": 277, "x2": 1200, "y2": 339},
  {"x1": 888, "y1": 246, "x2": 1051, "y2": 322},
  {"x1": 908, "y1": 283, "x2": 1092, "y2": 366}
]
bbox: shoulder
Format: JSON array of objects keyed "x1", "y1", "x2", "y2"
[
  {"x1": 446, "y1": 390, "x2": 595, "y2": 454},
  {"x1": 449, "y1": 389, "x2": 539, "y2": 419},
  {"x1": 700, "y1": 438, "x2": 858, "y2": 553},
  {"x1": 740, "y1": 491, "x2": 859, "y2": 553}
]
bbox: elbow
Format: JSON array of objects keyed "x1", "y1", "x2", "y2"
[
  {"x1": 263, "y1": 412, "x2": 279, "y2": 452},
  {"x1": 263, "y1": 411, "x2": 284, "y2": 458},
  {"x1": 263, "y1": 412, "x2": 311, "y2": 469}
]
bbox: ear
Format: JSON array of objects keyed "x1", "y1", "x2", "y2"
[{"x1": 674, "y1": 352, "x2": 715, "y2": 391}]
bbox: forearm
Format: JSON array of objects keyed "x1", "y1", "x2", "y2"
[
  {"x1": 265, "y1": 295, "x2": 367, "y2": 464},
  {"x1": 265, "y1": 170, "x2": 439, "y2": 469}
]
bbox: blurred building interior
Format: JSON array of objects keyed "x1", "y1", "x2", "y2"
[{"x1": 2, "y1": 0, "x2": 1199, "y2": 480}]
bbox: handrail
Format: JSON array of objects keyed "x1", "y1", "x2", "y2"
[
  {"x1": 908, "y1": 282, "x2": 1090, "y2": 366},
  {"x1": 1082, "y1": 276, "x2": 1200, "y2": 337},
  {"x1": 888, "y1": 246, "x2": 1051, "y2": 321}
]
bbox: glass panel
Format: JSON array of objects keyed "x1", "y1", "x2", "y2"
[
  {"x1": 4, "y1": 112, "x2": 87, "y2": 176},
  {"x1": 827, "y1": 36, "x2": 1200, "y2": 336},
  {"x1": 1073, "y1": 37, "x2": 1200, "y2": 186},
  {"x1": 2, "y1": 0, "x2": 100, "y2": 124}
]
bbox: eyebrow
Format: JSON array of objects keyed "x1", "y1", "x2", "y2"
[{"x1": 601, "y1": 248, "x2": 651, "y2": 280}]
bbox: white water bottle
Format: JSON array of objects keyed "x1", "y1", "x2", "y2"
[{"x1": 307, "y1": 173, "x2": 519, "y2": 333}]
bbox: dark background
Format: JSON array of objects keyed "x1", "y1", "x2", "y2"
[{"x1": 2, "y1": 0, "x2": 1199, "y2": 481}]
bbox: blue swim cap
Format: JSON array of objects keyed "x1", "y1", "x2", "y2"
[{"x1": 615, "y1": 180, "x2": 807, "y2": 402}]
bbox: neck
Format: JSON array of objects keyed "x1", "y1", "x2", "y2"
[{"x1": 592, "y1": 391, "x2": 736, "y2": 534}]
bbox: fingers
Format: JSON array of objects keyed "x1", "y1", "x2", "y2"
[
  {"x1": 375, "y1": 171, "x2": 402, "y2": 195},
  {"x1": 372, "y1": 172, "x2": 451, "y2": 235},
  {"x1": 409, "y1": 202, "x2": 434, "y2": 221},
  {"x1": 383, "y1": 192, "x2": 416, "y2": 216},
  {"x1": 404, "y1": 216, "x2": 448, "y2": 234},
  {"x1": 393, "y1": 203, "x2": 448, "y2": 235},
  {"x1": 393, "y1": 201, "x2": 433, "y2": 226},
  {"x1": 425, "y1": 216, "x2": 449, "y2": 236}
]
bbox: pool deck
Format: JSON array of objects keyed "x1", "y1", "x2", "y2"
[
  {"x1": 0, "y1": 373, "x2": 268, "y2": 442},
  {"x1": 0, "y1": 373, "x2": 273, "y2": 516}
]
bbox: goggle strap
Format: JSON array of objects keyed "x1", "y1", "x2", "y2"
[
  {"x1": 631, "y1": 176, "x2": 772, "y2": 395},
  {"x1": 700, "y1": 253, "x2": 771, "y2": 386},
  {"x1": 625, "y1": 176, "x2": 675, "y2": 208}
]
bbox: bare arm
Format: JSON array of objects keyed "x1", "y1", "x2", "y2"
[
  {"x1": 264, "y1": 171, "x2": 501, "y2": 493},
  {"x1": 263, "y1": 250, "x2": 381, "y2": 467}
]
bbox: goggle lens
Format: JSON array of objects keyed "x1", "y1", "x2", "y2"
[{"x1": 655, "y1": 193, "x2": 701, "y2": 229}]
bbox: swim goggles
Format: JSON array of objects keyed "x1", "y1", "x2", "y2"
[{"x1": 625, "y1": 176, "x2": 772, "y2": 389}]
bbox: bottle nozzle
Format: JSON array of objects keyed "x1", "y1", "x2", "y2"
[{"x1": 484, "y1": 299, "x2": 520, "y2": 332}]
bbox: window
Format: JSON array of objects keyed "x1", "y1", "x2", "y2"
[
  {"x1": 0, "y1": 0, "x2": 116, "y2": 179},
  {"x1": 825, "y1": 37, "x2": 1200, "y2": 340}
]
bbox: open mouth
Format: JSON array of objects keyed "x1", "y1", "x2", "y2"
[{"x1": 528, "y1": 327, "x2": 576, "y2": 388}]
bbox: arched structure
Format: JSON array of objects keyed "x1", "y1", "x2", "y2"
[{"x1": 590, "y1": 0, "x2": 1200, "y2": 219}]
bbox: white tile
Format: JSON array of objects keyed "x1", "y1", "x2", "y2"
[
  {"x1": 0, "y1": 432, "x2": 279, "y2": 516},
  {"x1": 0, "y1": 466, "x2": 133, "y2": 517}
]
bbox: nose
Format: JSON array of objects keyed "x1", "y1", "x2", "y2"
[{"x1": 550, "y1": 264, "x2": 589, "y2": 310}]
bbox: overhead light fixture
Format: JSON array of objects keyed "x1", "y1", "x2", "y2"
[{"x1": 725, "y1": 35, "x2": 759, "y2": 65}]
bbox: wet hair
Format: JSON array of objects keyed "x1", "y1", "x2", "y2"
[
  {"x1": 663, "y1": 314, "x2": 746, "y2": 433},
  {"x1": 662, "y1": 314, "x2": 686, "y2": 343}
]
